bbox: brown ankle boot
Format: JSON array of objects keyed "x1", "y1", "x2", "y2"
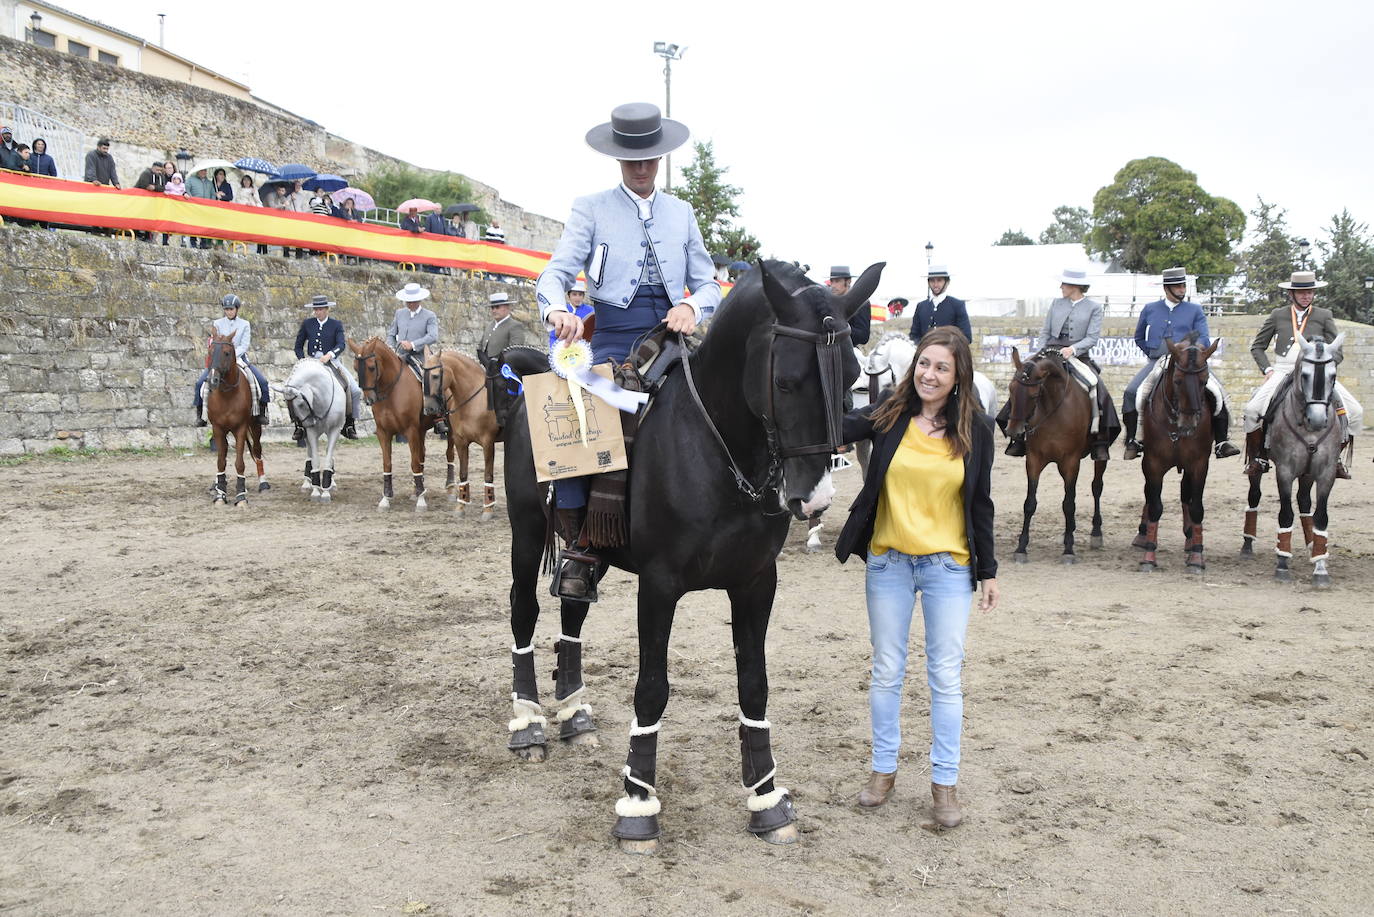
[
  {"x1": 857, "y1": 771, "x2": 896, "y2": 808},
  {"x1": 1243, "y1": 428, "x2": 1269, "y2": 475},
  {"x1": 931, "y1": 782, "x2": 963, "y2": 827}
]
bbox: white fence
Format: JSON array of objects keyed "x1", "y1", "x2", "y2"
[{"x1": 0, "y1": 100, "x2": 85, "y2": 179}]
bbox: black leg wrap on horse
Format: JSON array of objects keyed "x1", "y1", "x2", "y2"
[
  {"x1": 413, "y1": 473, "x2": 425, "y2": 497},
  {"x1": 234, "y1": 476, "x2": 248, "y2": 503},
  {"x1": 553, "y1": 636, "x2": 597, "y2": 740},
  {"x1": 311, "y1": 469, "x2": 321, "y2": 487},
  {"x1": 214, "y1": 472, "x2": 227, "y2": 499},
  {"x1": 612, "y1": 727, "x2": 661, "y2": 840},
  {"x1": 383, "y1": 474, "x2": 394, "y2": 499},
  {"x1": 321, "y1": 468, "x2": 333, "y2": 490},
  {"x1": 740, "y1": 721, "x2": 795, "y2": 833},
  {"x1": 507, "y1": 647, "x2": 546, "y2": 751}
]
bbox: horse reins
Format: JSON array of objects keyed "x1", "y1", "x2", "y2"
[
  {"x1": 1282, "y1": 346, "x2": 1340, "y2": 456},
  {"x1": 208, "y1": 341, "x2": 240, "y2": 392},
  {"x1": 679, "y1": 314, "x2": 850, "y2": 511},
  {"x1": 1158, "y1": 346, "x2": 1209, "y2": 442},
  {"x1": 356, "y1": 352, "x2": 402, "y2": 405},
  {"x1": 1012, "y1": 352, "x2": 1069, "y2": 439}
]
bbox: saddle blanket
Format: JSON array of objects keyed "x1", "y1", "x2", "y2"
[{"x1": 201, "y1": 361, "x2": 266, "y2": 415}]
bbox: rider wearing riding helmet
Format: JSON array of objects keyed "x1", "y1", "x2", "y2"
[
  {"x1": 1120, "y1": 267, "x2": 1240, "y2": 461},
  {"x1": 1243, "y1": 270, "x2": 1361, "y2": 477},
  {"x1": 193, "y1": 294, "x2": 270, "y2": 426}
]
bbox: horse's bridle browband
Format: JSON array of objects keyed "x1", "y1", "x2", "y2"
[
  {"x1": 356, "y1": 351, "x2": 401, "y2": 405},
  {"x1": 208, "y1": 341, "x2": 240, "y2": 392},
  {"x1": 679, "y1": 315, "x2": 851, "y2": 511}
]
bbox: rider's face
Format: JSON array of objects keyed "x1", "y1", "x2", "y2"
[
  {"x1": 1291, "y1": 289, "x2": 1316, "y2": 309},
  {"x1": 928, "y1": 277, "x2": 948, "y2": 296},
  {"x1": 1164, "y1": 283, "x2": 1186, "y2": 302},
  {"x1": 619, "y1": 158, "x2": 659, "y2": 196}
]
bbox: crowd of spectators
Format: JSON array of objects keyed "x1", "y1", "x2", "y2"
[{"x1": 2, "y1": 131, "x2": 525, "y2": 280}]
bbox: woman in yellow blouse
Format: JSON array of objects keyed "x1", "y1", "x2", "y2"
[{"x1": 835, "y1": 327, "x2": 1000, "y2": 828}]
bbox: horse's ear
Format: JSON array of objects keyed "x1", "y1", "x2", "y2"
[
  {"x1": 759, "y1": 261, "x2": 802, "y2": 322},
  {"x1": 1294, "y1": 331, "x2": 1308, "y2": 353},
  {"x1": 838, "y1": 262, "x2": 886, "y2": 321},
  {"x1": 1203, "y1": 337, "x2": 1220, "y2": 359},
  {"x1": 1011, "y1": 346, "x2": 1022, "y2": 371},
  {"x1": 1330, "y1": 332, "x2": 1346, "y2": 354},
  {"x1": 346, "y1": 337, "x2": 360, "y2": 355}
]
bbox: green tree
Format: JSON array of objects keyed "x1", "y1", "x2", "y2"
[
  {"x1": 1038, "y1": 205, "x2": 1091, "y2": 245},
  {"x1": 994, "y1": 229, "x2": 1034, "y2": 246},
  {"x1": 1237, "y1": 197, "x2": 1299, "y2": 312},
  {"x1": 353, "y1": 163, "x2": 487, "y2": 221},
  {"x1": 1315, "y1": 209, "x2": 1374, "y2": 322},
  {"x1": 678, "y1": 141, "x2": 761, "y2": 258},
  {"x1": 1087, "y1": 156, "x2": 1245, "y2": 279}
]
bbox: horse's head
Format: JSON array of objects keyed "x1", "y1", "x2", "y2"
[
  {"x1": 749, "y1": 260, "x2": 883, "y2": 520},
  {"x1": 207, "y1": 330, "x2": 237, "y2": 391},
  {"x1": 1005, "y1": 348, "x2": 1065, "y2": 437},
  {"x1": 1163, "y1": 333, "x2": 1219, "y2": 438},
  {"x1": 349, "y1": 336, "x2": 391, "y2": 405},
  {"x1": 1294, "y1": 331, "x2": 1343, "y2": 430}
]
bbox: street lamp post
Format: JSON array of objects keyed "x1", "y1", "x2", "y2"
[
  {"x1": 1297, "y1": 237, "x2": 1311, "y2": 269},
  {"x1": 26, "y1": 11, "x2": 42, "y2": 42},
  {"x1": 1363, "y1": 276, "x2": 1373, "y2": 320},
  {"x1": 925, "y1": 241, "x2": 934, "y2": 266},
  {"x1": 652, "y1": 41, "x2": 685, "y2": 191}
]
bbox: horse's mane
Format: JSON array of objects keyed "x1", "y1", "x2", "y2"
[{"x1": 876, "y1": 331, "x2": 912, "y2": 349}]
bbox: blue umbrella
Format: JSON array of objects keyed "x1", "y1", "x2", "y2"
[
  {"x1": 234, "y1": 157, "x2": 279, "y2": 177},
  {"x1": 303, "y1": 174, "x2": 347, "y2": 192},
  {"x1": 729, "y1": 260, "x2": 752, "y2": 272},
  {"x1": 276, "y1": 163, "x2": 318, "y2": 182}
]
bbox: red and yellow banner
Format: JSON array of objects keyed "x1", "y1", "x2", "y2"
[{"x1": 0, "y1": 171, "x2": 549, "y2": 278}]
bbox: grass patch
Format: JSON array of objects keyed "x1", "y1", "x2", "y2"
[{"x1": 0, "y1": 445, "x2": 176, "y2": 466}]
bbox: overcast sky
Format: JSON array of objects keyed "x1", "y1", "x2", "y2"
[{"x1": 94, "y1": 0, "x2": 1374, "y2": 299}]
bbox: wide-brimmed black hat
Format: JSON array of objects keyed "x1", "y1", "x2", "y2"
[
  {"x1": 585, "y1": 102, "x2": 690, "y2": 160},
  {"x1": 830, "y1": 265, "x2": 853, "y2": 280}
]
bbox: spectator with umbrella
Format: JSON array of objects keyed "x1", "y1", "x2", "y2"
[
  {"x1": 445, "y1": 202, "x2": 480, "y2": 238},
  {"x1": 236, "y1": 175, "x2": 268, "y2": 253},
  {"x1": 332, "y1": 187, "x2": 375, "y2": 217},
  {"x1": 234, "y1": 157, "x2": 280, "y2": 179}
]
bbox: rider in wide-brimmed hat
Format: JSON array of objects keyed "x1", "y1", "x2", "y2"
[
  {"x1": 387, "y1": 282, "x2": 449, "y2": 437},
  {"x1": 1120, "y1": 267, "x2": 1240, "y2": 461},
  {"x1": 1242, "y1": 271, "x2": 1361, "y2": 477},
  {"x1": 534, "y1": 101, "x2": 722, "y2": 604},
  {"x1": 293, "y1": 295, "x2": 361, "y2": 441},
  {"x1": 908, "y1": 263, "x2": 972, "y2": 345}
]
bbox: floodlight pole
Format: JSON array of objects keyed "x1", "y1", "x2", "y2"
[{"x1": 654, "y1": 42, "x2": 685, "y2": 191}]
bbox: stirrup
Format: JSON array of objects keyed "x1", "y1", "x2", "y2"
[
  {"x1": 341, "y1": 419, "x2": 358, "y2": 439},
  {"x1": 550, "y1": 550, "x2": 598, "y2": 603},
  {"x1": 1090, "y1": 443, "x2": 1111, "y2": 462},
  {"x1": 1214, "y1": 441, "x2": 1240, "y2": 459},
  {"x1": 1123, "y1": 440, "x2": 1143, "y2": 460}
]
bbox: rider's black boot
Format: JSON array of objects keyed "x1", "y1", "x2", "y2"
[
  {"x1": 195, "y1": 405, "x2": 207, "y2": 427},
  {"x1": 258, "y1": 405, "x2": 270, "y2": 426},
  {"x1": 1212, "y1": 405, "x2": 1239, "y2": 458},
  {"x1": 342, "y1": 416, "x2": 358, "y2": 440},
  {"x1": 433, "y1": 419, "x2": 450, "y2": 437},
  {"x1": 1122, "y1": 410, "x2": 1142, "y2": 460},
  {"x1": 552, "y1": 508, "x2": 597, "y2": 603}
]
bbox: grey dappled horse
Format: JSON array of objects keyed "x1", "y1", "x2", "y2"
[
  {"x1": 1242, "y1": 332, "x2": 1345, "y2": 586},
  {"x1": 275, "y1": 359, "x2": 347, "y2": 504}
]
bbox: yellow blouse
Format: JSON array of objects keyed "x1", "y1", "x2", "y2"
[{"x1": 870, "y1": 421, "x2": 969, "y2": 565}]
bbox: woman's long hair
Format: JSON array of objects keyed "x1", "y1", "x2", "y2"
[{"x1": 869, "y1": 327, "x2": 978, "y2": 459}]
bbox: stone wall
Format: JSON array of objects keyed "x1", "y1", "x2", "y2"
[
  {"x1": 0, "y1": 226, "x2": 544, "y2": 454},
  {"x1": 0, "y1": 36, "x2": 565, "y2": 252}
]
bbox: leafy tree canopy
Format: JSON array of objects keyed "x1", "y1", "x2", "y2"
[
  {"x1": 678, "y1": 141, "x2": 761, "y2": 261},
  {"x1": 994, "y1": 229, "x2": 1034, "y2": 246},
  {"x1": 1315, "y1": 209, "x2": 1374, "y2": 323},
  {"x1": 1087, "y1": 156, "x2": 1244, "y2": 278},
  {"x1": 1039, "y1": 205, "x2": 1091, "y2": 245},
  {"x1": 353, "y1": 163, "x2": 487, "y2": 222},
  {"x1": 1237, "y1": 197, "x2": 1300, "y2": 312}
]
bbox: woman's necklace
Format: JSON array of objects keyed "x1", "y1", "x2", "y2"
[{"x1": 918, "y1": 410, "x2": 947, "y2": 431}]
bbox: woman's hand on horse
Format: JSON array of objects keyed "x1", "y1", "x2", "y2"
[
  {"x1": 666, "y1": 303, "x2": 697, "y2": 335},
  {"x1": 978, "y1": 578, "x2": 999, "y2": 612},
  {"x1": 548, "y1": 310, "x2": 584, "y2": 342}
]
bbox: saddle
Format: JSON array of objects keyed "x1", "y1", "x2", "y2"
[{"x1": 202, "y1": 361, "x2": 265, "y2": 416}]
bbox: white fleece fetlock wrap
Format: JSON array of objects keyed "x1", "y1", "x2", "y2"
[
  {"x1": 554, "y1": 686, "x2": 592, "y2": 724},
  {"x1": 747, "y1": 787, "x2": 790, "y2": 812},
  {"x1": 738, "y1": 710, "x2": 787, "y2": 810},
  {"x1": 508, "y1": 695, "x2": 547, "y2": 733},
  {"x1": 616, "y1": 718, "x2": 662, "y2": 817}
]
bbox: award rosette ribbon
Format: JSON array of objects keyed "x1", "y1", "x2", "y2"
[{"x1": 548, "y1": 340, "x2": 649, "y2": 445}]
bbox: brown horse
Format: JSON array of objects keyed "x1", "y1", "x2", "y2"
[
  {"x1": 1005, "y1": 347, "x2": 1106, "y2": 562},
  {"x1": 1134, "y1": 334, "x2": 1220, "y2": 573},
  {"x1": 205, "y1": 332, "x2": 269, "y2": 507},
  {"x1": 348, "y1": 337, "x2": 496, "y2": 514},
  {"x1": 447, "y1": 352, "x2": 501, "y2": 520}
]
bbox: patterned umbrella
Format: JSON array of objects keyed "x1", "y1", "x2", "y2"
[
  {"x1": 396, "y1": 198, "x2": 441, "y2": 213},
  {"x1": 330, "y1": 187, "x2": 376, "y2": 211},
  {"x1": 302, "y1": 174, "x2": 348, "y2": 192},
  {"x1": 234, "y1": 157, "x2": 279, "y2": 177},
  {"x1": 276, "y1": 163, "x2": 318, "y2": 182}
]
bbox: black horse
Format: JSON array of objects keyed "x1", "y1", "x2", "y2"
[{"x1": 501, "y1": 260, "x2": 883, "y2": 852}]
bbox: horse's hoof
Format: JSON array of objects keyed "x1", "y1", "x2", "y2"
[
  {"x1": 617, "y1": 837, "x2": 659, "y2": 856},
  {"x1": 480, "y1": 509, "x2": 494, "y2": 523},
  {"x1": 1239, "y1": 540, "x2": 1254, "y2": 557},
  {"x1": 1274, "y1": 568, "x2": 1293, "y2": 583},
  {"x1": 1186, "y1": 563, "x2": 1205, "y2": 575},
  {"x1": 509, "y1": 743, "x2": 547, "y2": 763},
  {"x1": 300, "y1": 481, "x2": 312, "y2": 493},
  {"x1": 561, "y1": 731, "x2": 599, "y2": 747},
  {"x1": 235, "y1": 501, "x2": 248, "y2": 510},
  {"x1": 1312, "y1": 574, "x2": 1332, "y2": 589},
  {"x1": 258, "y1": 482, "x2": 271, "y2": 492},
  {"x1": 309, "y1": 491, "x2": 321, "y2": 503},
  {"x1": 1060, "y1": 554, "x2": 1078, "y2": 565},
  {"x1": 1012, "y1": 552, "x2": 1028, "y2": 564},
  {"x1": 758, "y1": 822, "x2": 800, "y2": 846},
  {"x1": 1131, "y1": 534, "x2": 1150, "y2": 549},
  {"x1": 1090, "y1": 534, "x2": 1104, "y2": 549},
  {"x1": 213, "y1": 498, "x2": 225, "y2": 506},
  {"x1": 1138, "y1": 562, "x2": 1156, "y2": 573},
  {"x1": 377, "y1": 498, "x2": 390, "y2": 511},
  {"x1": 320, "y1": 493, "x2": 332, "y2": 504}
]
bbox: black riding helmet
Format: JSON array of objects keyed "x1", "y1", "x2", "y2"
[{"x1": 221, "y1": 294, "x2": 242, "y2": 310}]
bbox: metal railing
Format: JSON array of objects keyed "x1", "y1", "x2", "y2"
[{"x1": 0, "y1": 101, "x2": 85, "y2": 180}]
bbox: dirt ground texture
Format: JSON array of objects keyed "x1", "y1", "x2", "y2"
[{"x1": 1, "y1": 437, "x2": 1372, "y2": 916}]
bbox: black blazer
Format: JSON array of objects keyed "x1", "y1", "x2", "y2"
[
  {"x1": 834, "y1": 404, "x2": 997, "y2": 588},
  {"x1": 294, "y1": 316, "x2": 346, "y2": 360},
  {"x1": 909, "y1": 295, "x2": 973, "y2": 344}
]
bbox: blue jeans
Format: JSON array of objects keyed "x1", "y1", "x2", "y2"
[{"x1": 865, "y1": 549, "x2": 973, "y2": 784}]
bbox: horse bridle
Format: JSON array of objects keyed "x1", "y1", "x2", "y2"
[
  {"x1": 208, "y1": 341, "x2": 239, "y2": 392},
  {"x1": 679, "y1": 315, "x2": 851, "y2": 510},
  {"x1": 1159, "y1": 345, "x2": 1209, "y2": 440},
  {"x1": 1283, "y1": 347, "x2": 1340, "y2": 453},
  {"x1": 1011, "y1": 352, "x2": 1068, "y2": 438},
  {"x1": 355, "y1": 351, "x2": 401, "y2": 405}
]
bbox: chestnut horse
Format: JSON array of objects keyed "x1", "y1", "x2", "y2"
[
  {"x1": 1005, "y1": 347, "x2": 1106, "y2": 562},
  {"x1": 348, "y1": 338, "x2": 497, "y2": 514},
  {"x1": 1135, "y1": 334, "x2": 1219, "y2": 573},
  {"x1": 205, "y1": 332, "x2": 269, "y2": 506}
]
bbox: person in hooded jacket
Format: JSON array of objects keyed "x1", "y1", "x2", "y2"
[{"x1": 29, "y1": 138, "x2": 58, "y2": 177}]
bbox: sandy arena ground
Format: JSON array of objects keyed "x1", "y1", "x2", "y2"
[{"x1": 1, "y1": 436, "x2": 1372, "y2": 916}]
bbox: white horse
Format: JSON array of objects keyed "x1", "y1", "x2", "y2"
[
  {"x1": 859, "y1": 332, "x2": 998, "y2": 418},
  {"x1": 274, "y1": 359, "x2": 347, "y2": 504}
]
